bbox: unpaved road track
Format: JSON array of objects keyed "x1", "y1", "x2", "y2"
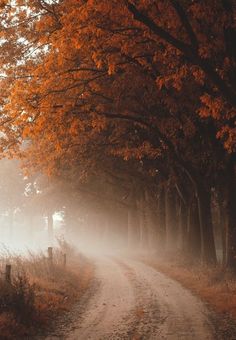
[{"x1": 46, "y1": 256, "x2": 216, "y2": 340}]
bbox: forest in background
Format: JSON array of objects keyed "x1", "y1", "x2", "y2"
[{"x1": 0, "y1": 0, "x2": 235, "y2": 269}]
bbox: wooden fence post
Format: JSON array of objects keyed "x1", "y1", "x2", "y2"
[
  {"x1": 5, "y1": 264, "x2": 11, "y2": 284},
  {"x1": 48, "y1": 247, "x2": 53, "y2": 266}
]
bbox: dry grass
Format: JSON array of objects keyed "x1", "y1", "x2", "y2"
[
  {"x1": 142, "y1": 252, "x2": 236, "y2": 320},
  {"x1": 134, "y1": 306, "x2": 145, "y2": 319},
  {"x1": 0, "y1": 243, "x2": 93, "y2": 339}
]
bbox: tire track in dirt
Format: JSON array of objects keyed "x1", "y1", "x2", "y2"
[
  {"x1": 63, "y1": 257, "x2": 137, "y2": 340},
  {"x1": 114, "y1": 258, "x2": 214, "y2": 339},
  {"x1": 43, "y1": 256, "x2": 216, "y2": 340}
]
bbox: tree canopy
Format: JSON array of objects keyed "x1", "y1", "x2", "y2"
[{"x1": 0, "y1": 0, "x2": 235, "y2": 267}]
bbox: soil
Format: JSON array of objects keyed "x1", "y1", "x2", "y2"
[{"x1": 38, "y1": 256, "x2": 236, "y2": 339}]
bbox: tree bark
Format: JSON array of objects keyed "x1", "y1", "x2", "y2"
[
  {"x1": 158, "y1": 186, "x2": 167, "y2": 250},
  {"x1": 187, "y1": 197, "x2": 201, "y2": 259},
  {"x1": 138, "y1": 193, "x2": 149, "y2": 249},
  {"x1": 196, "y1": 183, "x2": 217, "y2": 264},
  {"x1": 179, "y1": 199, "x2": 188, "y2": 253},
  {"x1": 226, "y1": 157, "x2": 236, "y2": 269},
  {"x1": 215, "y1": 184, "x2": 227, "y2": 266},
  {"x1": 165, "y1": 186, "x2": 178, "y2": 251}
]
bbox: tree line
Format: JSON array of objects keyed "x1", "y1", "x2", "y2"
[{"x1": 0, "y1": 1, "x2": 235, "y2": 267}]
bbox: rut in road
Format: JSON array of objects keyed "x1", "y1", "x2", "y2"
[
  {"x1": 47, "y1": 257, "x2": 214, "y2": 339},
  {"x1": 45, "y1": 256, "x2": 215, "y2": 340}
]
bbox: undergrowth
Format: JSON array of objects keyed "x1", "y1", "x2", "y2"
[
  {"x1": 142, "y1": 251, "x2": 236, "y2": 320},
  {"x1": 0, "y1": 242, "x2": 93, "y2": 339}
]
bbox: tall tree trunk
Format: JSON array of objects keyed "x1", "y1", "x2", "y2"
[
  {"x1": 196, "y1": 183, "x2": 217, "y2": 264},
  {"x1": 127, "y1": 202, "x2": 139, "y2": 248},
  {"x1": 144, "y1": 189, "x2": 158, "y2": 251},
  {"x1": 215, "y1": 180, "x2": 228, "y2": 266},
  {"x1": 179, "y1": 199, "x2": 188, "y2": 253},
  {"x1": 226, "y1": 157, "x2": 236, "y2": 269},
  {"x1": 158, "y1": 186, "x2": 166, "y2": 250},
  {"x1": 138, "y1": 193, "x2": 149, "y2": 249},
  {"x1": 215, "y1": 185, "x2": 227, "y2": 266},
  {"x1": 188, "y1": 197, "x2": 201, "y2": 259},
  {"x1": 47, "y1": 212, "x2": 54, "y2": 246},
  {"x1": 220, "y1": 204, "x2": 227, "y2": 266},
  {"x1": 165, "y1": 186, "x2": 178, "y2": 251}
]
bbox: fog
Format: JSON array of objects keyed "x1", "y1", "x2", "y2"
[
  {"x1": 0, "y1": 210, "x2": 130, "y2": 257},
  {"x1": 0, "y1": 213, "x2": 62, "y2": 255},
  {"x1": 0, "y1": 158, "x2": 223, "y2": 262},
  {"x1": 0, "y1": 158, "x2": 132, "y2": 256}
]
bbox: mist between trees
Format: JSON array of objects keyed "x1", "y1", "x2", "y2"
[{"x1": 0, "y1": 1, "x2": 235, "y2": 268}]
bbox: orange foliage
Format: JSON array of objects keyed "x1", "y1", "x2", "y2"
[{"x1": 0, "y1": 0, "x2": 235, "y2": 175}]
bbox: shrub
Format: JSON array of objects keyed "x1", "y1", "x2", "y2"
[{"x1": 0, "y1": 273, "x2": 36, "y2": 325}]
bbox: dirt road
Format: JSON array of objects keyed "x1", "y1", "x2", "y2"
[{"x1": 45, "y1": 256, "x2": 218, "y2": 340}]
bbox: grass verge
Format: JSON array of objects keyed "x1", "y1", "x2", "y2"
[
  {"x1": 141, "y1": 252, "x2": 236, "y2": 320},
  {"x1": 0, "y1": 243, "x2": 93, "y2": 339}
]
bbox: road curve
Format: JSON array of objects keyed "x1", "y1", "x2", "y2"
[
  {"x1": 44, "y1": 257, "x2": 216, "y2": 340},
  {"x1": 55, "y1": 256, "x2": 215, "y2": 340}
]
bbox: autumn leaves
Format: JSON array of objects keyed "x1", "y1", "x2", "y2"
[{"x1": 0, "y1": 1, "x2": 235, "y2": 266}]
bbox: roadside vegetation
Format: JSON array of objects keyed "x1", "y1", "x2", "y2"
[
  {"x1": 143, "y1": 252, "x2": 236, "y2": 323},
  {"x1": 0, "y1": 0, "x2": 235, "y2": 272},
  {"x1": 0, "y1": 2, "x2": 235, "y2": 336},
  {"x1": 0, "y1": 243, "x2": 93, "y2": 339}
]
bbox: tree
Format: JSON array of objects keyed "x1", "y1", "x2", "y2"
[
  {"x1": 0, "y1": 0, "x2": 235, "y2": 266},
  {"x1": 0, "y1": 159, "x2": 26, "y2": 239}
]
